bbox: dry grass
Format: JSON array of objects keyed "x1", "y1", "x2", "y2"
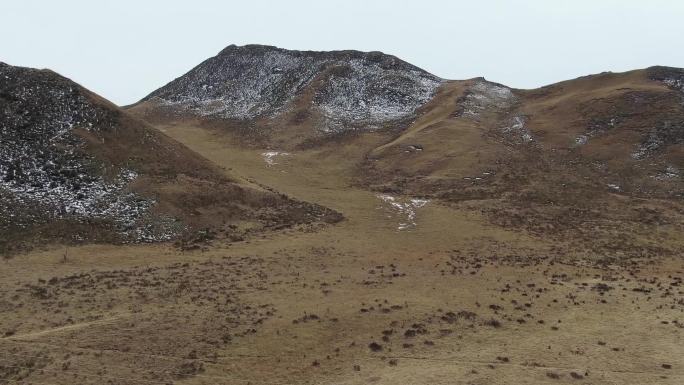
[
  {"x1": 2, "y1": 115, "x2": 682, "y2": 384},
  {"x1": 2, "y1": 68, "x2": 683, "y2": 384}
]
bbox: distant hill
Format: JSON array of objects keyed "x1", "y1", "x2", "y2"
[{"x1": 129, "y1": 44, "x2": 442, "y2": 145}]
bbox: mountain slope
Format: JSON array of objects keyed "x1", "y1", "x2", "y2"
[
  {"x1": 366, "y1": 68, "x2": 683, "y2": 195},
  {"x1": 359, "y1": 68, "x2": 683, "y2": 255},
  {"x1": 129, "y1": 44, "x2": 442, "y2": 145},
  {"x1": 0, "y1": 63, "x2": 340, "y2": 255},
  {"x1": 130, "y1": 46, "x2": 683, "y2": 256}
]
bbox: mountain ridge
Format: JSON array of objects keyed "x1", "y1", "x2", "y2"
[
  {"x1": 0, "y1": 62, "x2": 341, "y2": 254},
  {"x1": 132, "y1": 44, "x2": 443, "y2": 134}
]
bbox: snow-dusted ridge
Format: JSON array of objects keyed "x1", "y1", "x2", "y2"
[
  {"x1": 0, "y1": 63, "x2": 176, "y2": 243},
  {"x1": 648, "y1": 66, "x2": 684, "y2": 94},
  {"x1": 143, "y1": 44, "x2": 443, "y2": 131}
]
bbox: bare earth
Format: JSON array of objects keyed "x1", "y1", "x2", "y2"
[{"x1": 1, "y1": 122, "x2": 682, "y2": 385}]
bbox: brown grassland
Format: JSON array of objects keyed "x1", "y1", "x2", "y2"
[
  {"x1": 2, "y1": 67, "x2": 683, "y2": 385},
  {"x1": 2, "y1": 118, "x2": 683, "y2": 385}
]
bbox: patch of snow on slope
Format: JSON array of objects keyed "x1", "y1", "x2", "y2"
[
  {"x1": 376, "y1": 194, "x2": 429, "y2": 230},
  {"x1": 631, "y1": 121, "x2": 682, "y2": 160},
  {"x1": 662, "y1": 78, "x2": 684, "y2": 92},
  {"x1": 313, "y1": 58, "x2": 442, "y2": 132},
  {"x1": 653, "y1": 165, "x2": 680, "y2": 180},
  {"x1": 574, "y1": 135, "x2": 589, "y2": 146},
  {"x1": 261, "y1": 151, "x2": 290, "y2": 166},
  {"x1": 459, "y1": 81, "x2": 516, "y2": 119},
  {"x1": 649, "y1": 67, "x2": 684, "y2": 96},
  {"x1": 501, "y1": 115, "x2": 533, "y2": 143}
]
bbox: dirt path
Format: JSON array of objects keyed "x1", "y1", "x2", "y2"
[{"x1": 4, "y1": 315, "x2": 126, "y2": 340}]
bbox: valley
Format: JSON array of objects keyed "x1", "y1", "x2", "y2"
[
  {"x1": 1, "y1": 45, "x2": 683, "y2": 384},
  {"x1": 2, "y1": 119, "x2": 682, "y2": 384}
]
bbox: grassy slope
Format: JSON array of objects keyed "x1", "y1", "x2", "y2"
[
  {"x1": 0, "y1": 68, "x2": 681, "y2": 385},
  {"x1": 0, "y1": 119, "x2": 681, "y2": 384}
]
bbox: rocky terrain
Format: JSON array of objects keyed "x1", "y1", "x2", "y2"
[
  {"x1": 0, "y1": 64, "x2": 161, "y2": 244},
  {"x1": 132, "y1": 44, "x2": 442, "y2": 135},
  {"x1": 0, "y1": 62, "x2": 340, "y2": 255}
]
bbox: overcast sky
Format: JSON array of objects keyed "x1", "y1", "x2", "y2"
[{"x1": 2, "y1": 0, "x2": 684, "y2": 105}]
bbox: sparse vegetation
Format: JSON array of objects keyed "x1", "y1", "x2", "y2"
[{"x1": 1, "y1": 45, "x2": 683, "y2": 385}]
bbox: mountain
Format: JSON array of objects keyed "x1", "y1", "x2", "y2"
[
  {"x1": 360, "y1": 68, "x2": 684, "y2": 253},
  {"x1": 364, "y1": 67, "x2": 684, "y2": 198},
  {"x1": 0, "y1": 62, "x2": 340, "y2": 255},
  {"x1": 129, "y1": 46, "x2": 683, "y2": 256},
  {"x1": 129, "y1": 44, "x2": 442, "y2": 146},
  {"x1": 3, "y1": 45, "x2": 684, "y2": 385}
]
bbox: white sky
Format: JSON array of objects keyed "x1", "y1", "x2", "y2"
[{"x1": 2, "y1": 0, "x2": 683, "y2": 105}]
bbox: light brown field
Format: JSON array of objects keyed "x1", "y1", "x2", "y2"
[{"x1": 2, "y1": 117, "x2": 682, "y2": 385}]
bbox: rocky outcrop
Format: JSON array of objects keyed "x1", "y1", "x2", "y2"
[
  {"x1": 141, "y1": 45, "x2": 442, "y2": 131},
  {"x1": 0, "y1": 63, "x2": 166, "y2": 242}
]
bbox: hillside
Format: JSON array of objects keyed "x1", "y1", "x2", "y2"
[
  {"x1": 2, "y1": 47, "x2": 683, "y2": 385},
  {"x1": 361, "y1": 68, "x2": 684, "y2": 255},
  {"x1": 130, "y1": 46, "x2": 683, "y2": 257},
  {"x1": 0, "y1": 63, "x2": 340, "y2": 255},
  {"x1": 129, "y1": 44, "x2": 442, "y2": 147}
]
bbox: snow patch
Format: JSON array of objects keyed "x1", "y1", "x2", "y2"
[
  {"x1": 662, "y1": 77, "x2": 684, "y2": 92},
  {"x1": 501, "y1": 115, "x2": 533, "y2": 143},
  {"x1": 653, "y1": 165, "x2": 680, "y2": 180},
  {"x1": 376, "y1": 194, "x2": 429, "y2": 231},
  {"x1": 631, "y1": 121, "x2": 681, "y2": 160},
  {"x1": 459, "y1": 81, "x2": 516, "y2": 119},
  {"x1": 261, "y1": 151, "x2": 290, "y2": 166},
  {"x1": 574, "y1": 135, "x2": 588, "y2": 146}
]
